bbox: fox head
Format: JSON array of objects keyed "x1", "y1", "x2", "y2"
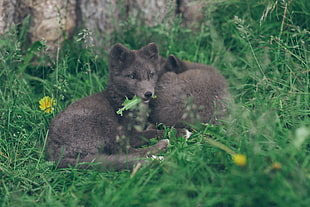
[
  {"x1": 108, "y1": 43, "x2": 160, "y2": 103},
  {"x1": 163, "y1": 55, "x2": 188, "y2": 74}
]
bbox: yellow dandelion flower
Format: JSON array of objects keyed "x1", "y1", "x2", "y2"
[
  {"x1": 39, "y1": 96, "x2": 56, "y2": 113},
  {"x1": 264, "y1": 162, "x2": 282, "y2": 173},
  {"x1": 271, "y1": 162, "x2": 282, "y2": 170},
  {"x1": 232, "y1": 154, "x2": 247, "y2": 167}
]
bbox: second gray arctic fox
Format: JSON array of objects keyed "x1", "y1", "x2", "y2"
[
  {"x1": 150, "y1": 55, "x2": 228, "y2": 128},
  {"x1": 46, "y1": 43, "x2": 168, "y2": 171}
]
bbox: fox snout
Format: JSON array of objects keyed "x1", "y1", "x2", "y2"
[
  {"x1": 136, "y1": 81, "x2": 155, "y2": 103},
  {"x1": 141, "y1": 90, "x2": 154, "y2": 103},
  {"x1": 144, "y1": 91, "x2": 153, "y2": 99}
]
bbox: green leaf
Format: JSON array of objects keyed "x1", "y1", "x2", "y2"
[{"x1": 116, "y1": 96, "x2": 142, "y2": 116}]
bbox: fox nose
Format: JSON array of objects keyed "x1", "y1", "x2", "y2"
[{"x1": 144, "y1": 91, "x2": 153, "y2": 99}]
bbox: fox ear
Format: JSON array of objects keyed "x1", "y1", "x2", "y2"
[
  {"x1": 109, "y1": 43, "x2": 134, "y2": 69},
  {"x1": 141, "y1": 43, "x2": 159, "y2": 60},
  {"x1": 165, "y1": 55, "x2": 187, "y2": 74}
]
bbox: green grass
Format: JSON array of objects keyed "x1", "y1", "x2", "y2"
[{"x1": 0, "y1": 0, "x2": 309, "y2": 206}]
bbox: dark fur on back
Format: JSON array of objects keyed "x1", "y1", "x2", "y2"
[
  {"x1": 46, "y1": 43, "x2": 168, "y2": 171},
  {"x1": 149, "y1": 55, "x2": 229, "y2": 128}
]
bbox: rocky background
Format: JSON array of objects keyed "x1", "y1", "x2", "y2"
[{"x1": 0, "y1": 0, "x2": 205, "y2": 55}]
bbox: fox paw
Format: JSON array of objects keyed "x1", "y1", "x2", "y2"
[
  {"x1": 149, "y1": 155, "x2": 165, "y2": 161},
  {"x1": 154, "y1": 139, "x2": 169, "y2": 150}
]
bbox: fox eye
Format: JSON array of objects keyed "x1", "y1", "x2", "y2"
[
  {"x1": 149, "y1": 72, "x2": 155, "y2": 78},
  {"x1": 126, "y1": 73, "x2": 136, "y2": 79}
]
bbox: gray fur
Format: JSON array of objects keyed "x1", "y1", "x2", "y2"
[
  {"x1": 149, "y1": 55, "x2": 228, "y2": 128},
  {"x1": 46, "y1": 43, "x2": 168, "y2": 171}
]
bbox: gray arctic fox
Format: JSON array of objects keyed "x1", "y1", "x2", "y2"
[
  {"x1": 149, "y1": 55, "x2": 228, "y2": 128},
  {"x1": 47, "y1": 43, "x2": 168, "y2": 171}
]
